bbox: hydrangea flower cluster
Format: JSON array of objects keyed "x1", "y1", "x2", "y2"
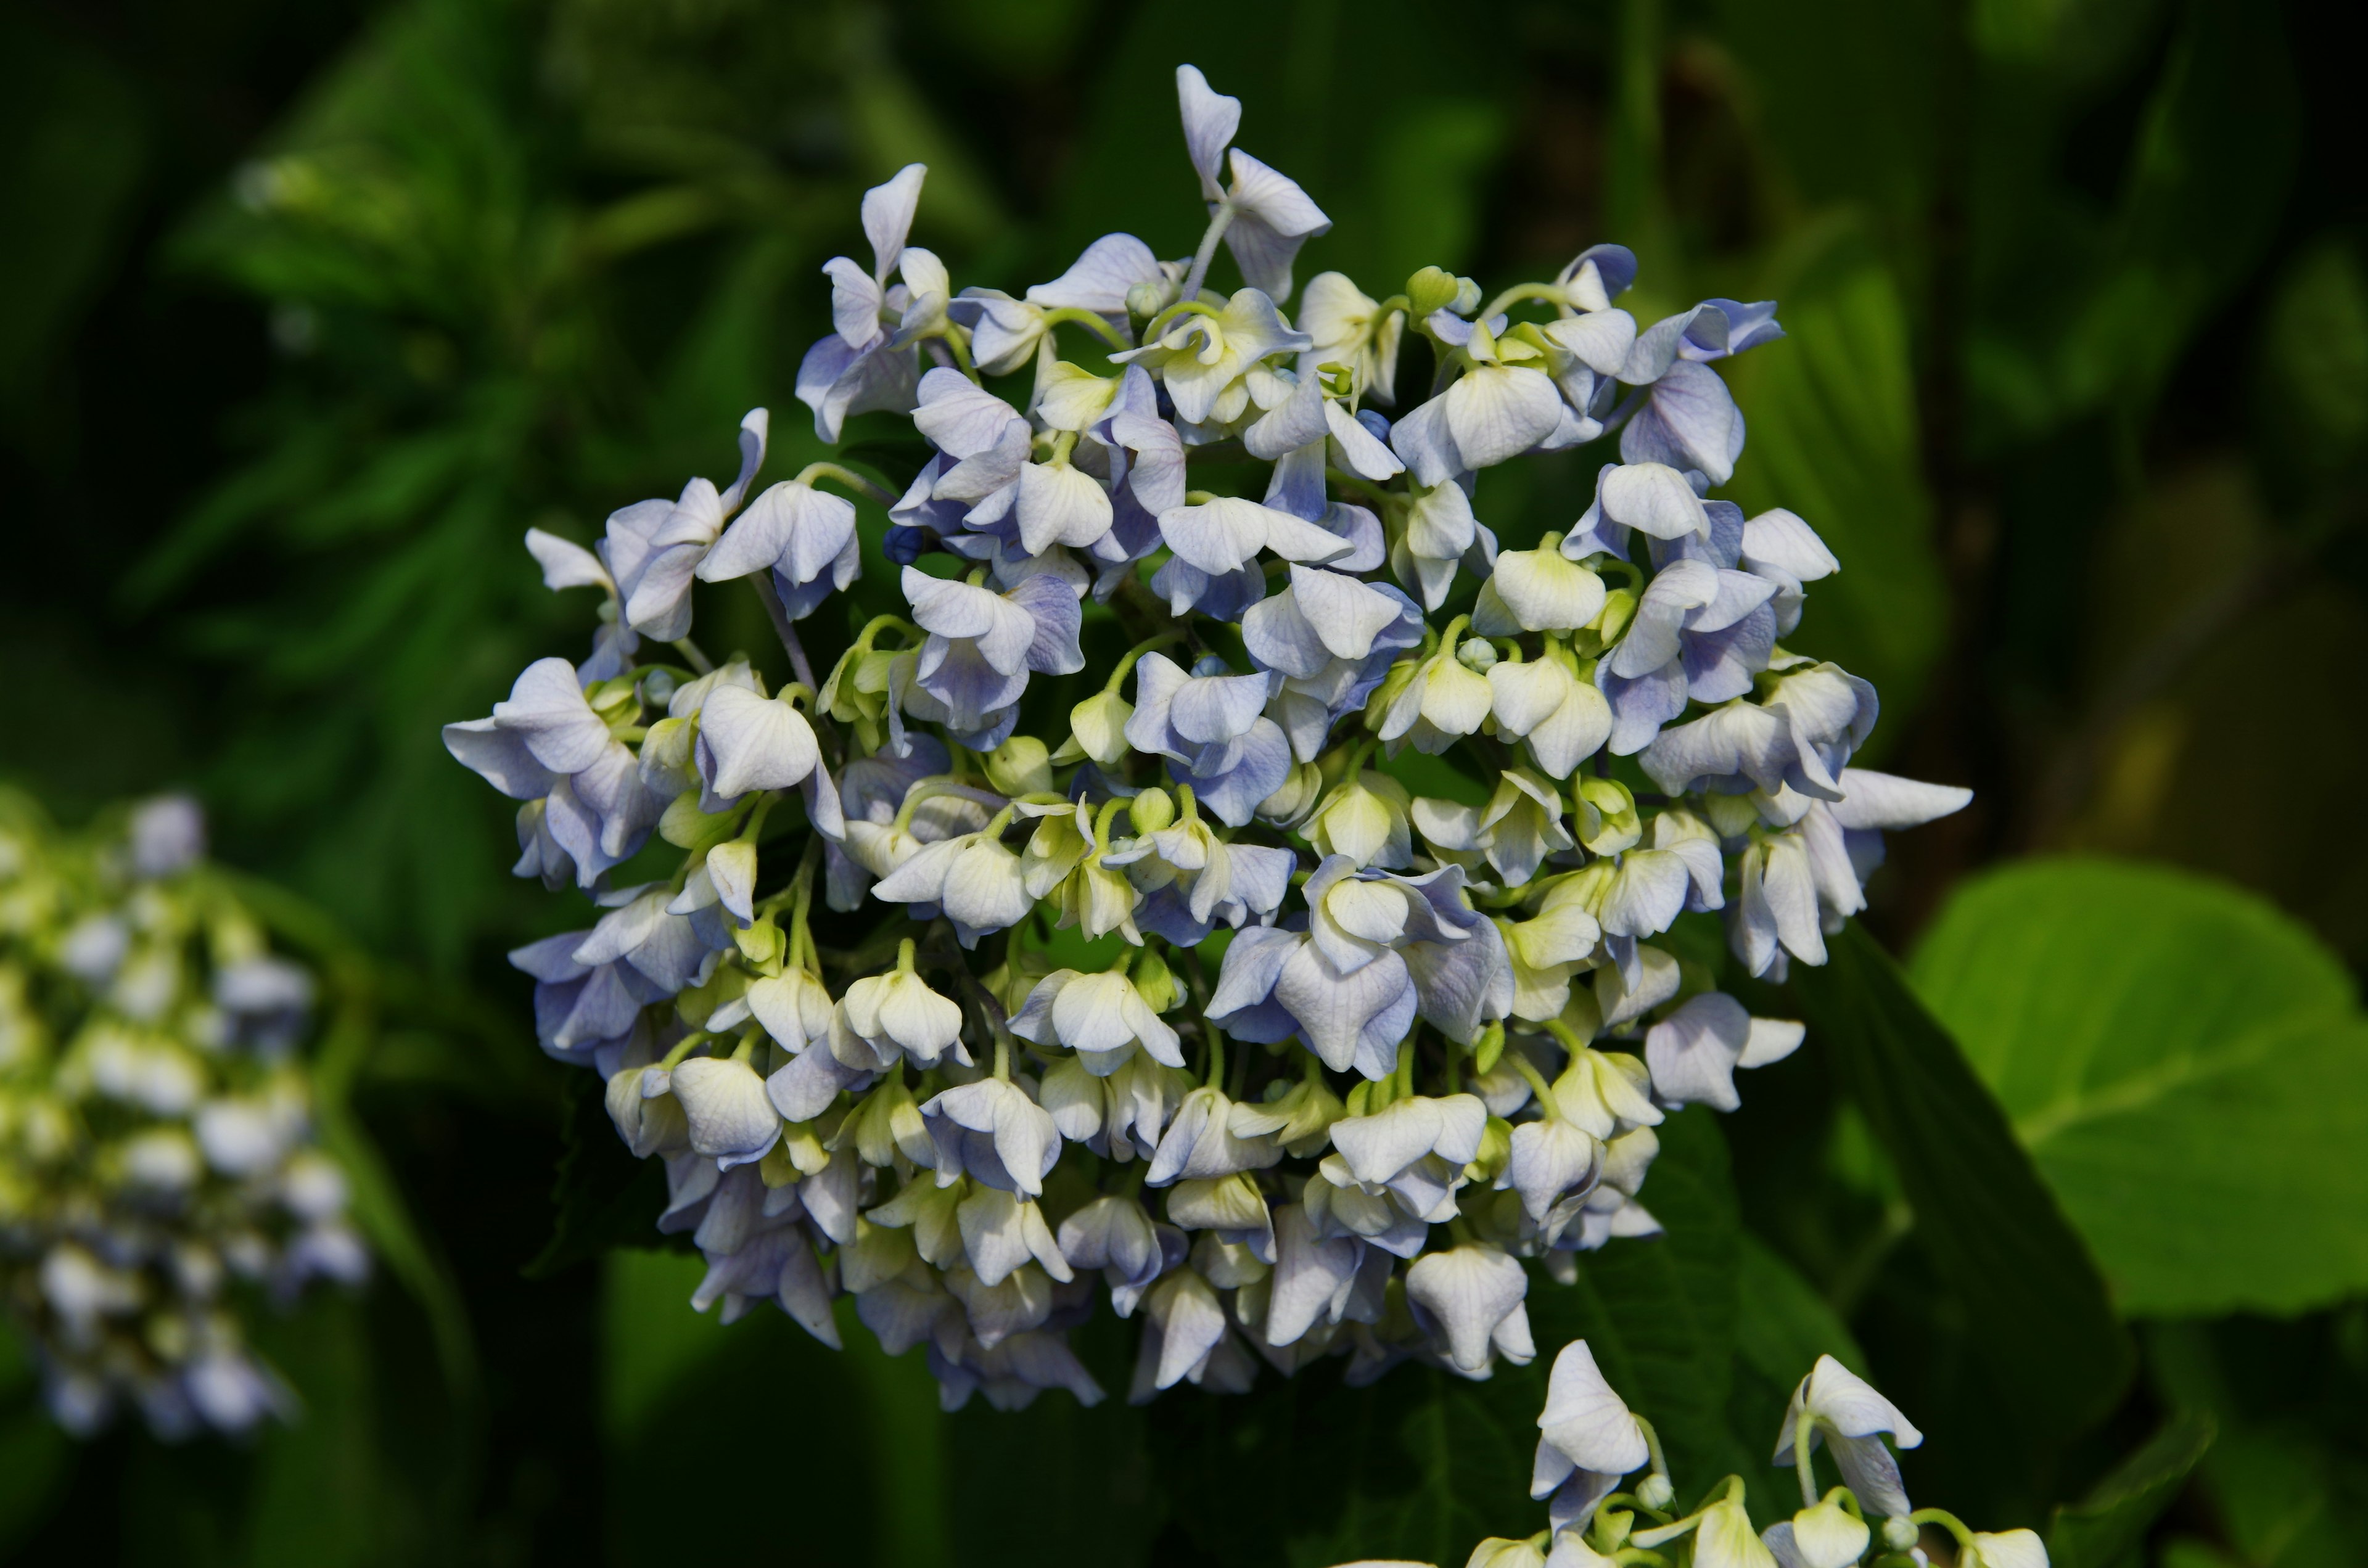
[
  {"x1": 447, "y1": 66, "x2": 1970, "y2": 1411},
  {"x1": 0, "y1": 792, "x2": 367, "y2": 1437},
  {"x1": 1330, "y1": 1338, "x2": 2048, "y2": 1568}
]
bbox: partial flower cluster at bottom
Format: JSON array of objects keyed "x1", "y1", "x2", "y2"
[
  {"x1": 0, "y1": 793, "x2": 366, "y2": 1437},
  {"x1": 1335, "y1": 1340, "x2": 2047, "y2": 1568}
]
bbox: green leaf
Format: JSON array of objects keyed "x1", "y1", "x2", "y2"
[
  {"x1": 524, "y1": 1067, "x2": 673, "y2": 1279},
  {"x1": 1735, "y1": 1233, "x2": 1867, "y2": 1387},
  {"x1": 1913, "y1": 857, "x2": 2368, "y2": 1316},
  {"x1": 2047, "y1": 1410, "x2": 2216, "y2": 1568},
  {"x1": 1720, "y1": 224, "x2": 1947, "y2": 723},
  {"x1": 1789, "y1": 921, "x2": 2133, "y2": 1443}
]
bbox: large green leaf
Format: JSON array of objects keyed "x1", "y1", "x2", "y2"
[
  {"x1": 2047, "y1": 1410, "x2": 2215, "y2": 1568},
  {"x1": 1720, "y1": 226, "x2": 1947, "y2": 725},
  {"x1": 1790, "y1": 921, "x2": 2133, "y2": 1443},
  {"x1": 1912, "y1": 857, "x2": 2368, "y2": 1317}
]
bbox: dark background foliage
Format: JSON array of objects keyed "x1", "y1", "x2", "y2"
[{"x1": 2, "y1": 0, "x2": 2366, "y2": 1561}]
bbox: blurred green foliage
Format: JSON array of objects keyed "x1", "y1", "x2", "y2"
[{"x1": 2, "y1": 0, "x2": 2365, "y2": 1561}]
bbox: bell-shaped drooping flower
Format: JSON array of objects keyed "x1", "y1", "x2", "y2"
[
  {"x1": 1135, "y1": 1266, "x2": 1243, "y2": 1397},
  {"x1": 1616, "y1": 298, "x2": 1782, "y2": 487},
  {"x1": 1392, "y1": 320, "x2": 1566, "y2": 483},
  {"x1": 1505, "y1": 1112, "x2": 1604, "y2": 1228},
  {"x1": 956, "y1": 232, "x2": 1164, "y2": 374},
  {"x1": 1157, "y1": 495, "x2": 1353, "y2": 577},
  {"x1": 1122, "y1": 653, "x2": 1295, "y2": 827},
  {"x1": 839, "y1": 950, "x2": 966, "y2": 1070},
  {"x1": 1211, "y1": 916, "x2": 1388, "y2": 1078},
  {"x1": 1643, "y1": 994, "x2": 1803, "y2": 1112},
  {"x1": 571, "y1": 885, "x2": 718, "y2": 998},
  {"x1": 1376, "y1": 629, "x2": 1497, "y2": 755},
  {"x1": 955, "y1": 1186, "x2": 1074, "y2": 1288},
  {"x1": 599, "y1": 409, "x2": 771, "y2": 640},
  {"x1": 1056, "y1": 1194, "x2": 1175, "y2": 1316},
  {"x1": 1305, "y1": 768, "x2": 1413, "y2": 869},
  {"x1": 1405, "y1": 1240, "x2": 1534, "y2": 1376},
  {"x1": 1761, "y1": 1496, "x2": 1870, "y2": 1568},
  {"x1": 1009, "y1": 964, "x2": 1185, "y2": 1075},
  {"x1": 1383, "y1": 475, "x2": 1494, "y2": 609},
  {"x1": 696, "y1": 684, "x2": 821, "y2": 803},
  {"x1": 443, "y1": 656, "x2": 607, "y2": 800},
  {"x1": 667, "y1": 1054, "x2": 781, "y2": 1170},
  {"x1": 1486, "y1": 649, "x2": 1614, "y2": 782},
  {"x1": 1244, "y1": 567, "x2": 1423, "y2": 760},
  {"x1": 1173, "y1": 66, "x2": 1333, "y2": 303},
  {"x1": 1597, "y1": 556, "x2": 1777, "y2": 755},
  {"x1": 1117, "y1": 287, "x2": 1312, "y2": 431},
  {"x1": 1642, "y1": 662, "x2": 1880, "y2": 804},
  {"x1": 923, "y1": 1078, "x2": 1061, "y2": 1197},
  {"x1": 1103, "y1": 789, "x2": 1294, "y2": 944},
  {"x1": 1305, "y1": 1090, "x2": 1487, "y2": 1255},
  {"x1": 870, "y1": 813, "x2": 1032, "y2": 947},
  {"x1": 1738, "y1": 508, "x2": 1838, "y2": 636},
  {"x1": 1532, "y1": 1340, "x2": 1651, "y2": 1531},
  {"x1": 1773, "y1": 1355, "x2": 1924, "y2": 1520},
  {"x1": 797, "y1": 165, "x2": 932, "y2": 440},
  {"x1": 746, "y1": 964, "x2": 835, "y2": 1055},
  {"x1": 1300, "y1": 271, "x2": 1404, "y2": 405},
  {"x1": 1954, "y1": 1531, "x2": 2050, "y2": 1568},
  {"x1": 1145, "y1": 1084, "x2": 1283, "y2": 1186},
  {"x1": 1476, "y1": 533, "x2": 1610, "y2": 637},
  {"x1": 695, "y1": 472, "x2": 860, "y2": 620},
  {"x1": 1477, "y1": 770, "x2": 1575, "y2": 886},
  {"x1": 902, "y1": 566, "x2": 1084, "y2": 747}
]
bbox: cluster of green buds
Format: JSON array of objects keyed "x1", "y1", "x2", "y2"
[{"x1": 0, "y1": 792, "x2": 364, "y2": 1437}]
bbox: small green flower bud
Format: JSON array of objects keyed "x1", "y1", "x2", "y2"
[
  {"x1": 1406, "y1": 265, "x2": 1463, "y2": 316},
  {"x1": 1457, "y1": 636, "x2": 1498, "y2": 672},
  {"x1": 1129, "y1": 787, "x2": 1176, "y2": 835},
  {"x1": 1576, "y1": 777, "x2": 1640, "y2": 856},
  {"x1": 1593, "y1": 587, "x2": 1638, "y2": 646},
  {"x1": 1635, "y1": 1474, "x2": 1674, "y2": 1511},
  {"x1": 985, "y1": 735, "x2": 1053, "y2": 797},
  {"x1": 1132, "y1": 946, "x2": 1178, "y2": 1013},
  {"x1": 1881, "y1": 1517, "x2": 1921, "y2": 1553},
  {"x1": 1060, "y1": 689, "x2": 1133, "y2": 766}
]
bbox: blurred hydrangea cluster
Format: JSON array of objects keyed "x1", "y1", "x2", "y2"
[
  {"x1": 0, "y1": 792, "x2": 366, "y2": 1437},
  {"x1": 1330, "y1": 1338, "x2": 2047, "y2": 1568},
  {"x1": 448, "y1": 66, "x2": 1968, "y2": 1411}
]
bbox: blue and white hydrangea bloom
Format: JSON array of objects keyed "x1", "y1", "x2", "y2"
[
  {"x1": 448, "y1": 67, "x2": 1970, "y2": 1413},
  {"x1": 0, "y1": 794, "x2": 367, "y2": 1439},
  {"x1": 1329, "y1": 1339, "x2": 2048, "y2": 1568}
]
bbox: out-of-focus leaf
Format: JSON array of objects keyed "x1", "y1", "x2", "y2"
[
  {"x1": 2256, "y1": 240, "x2": 2368, "y2": 484},
  {"x1": 2149, "y1": 1323, "x2": 2366, "y2": 1568},
  {"x1": 1968, "y1": 0, "x2": 2299, "y2": 440},
  {"x1": 0, "y1": 1334, "x2": 72, "y2": 1552},
  {"x1": 1790, "y1": 921, "x2": 2134, "y2": 1445},
  {"x1": 1722, "y1": 223, "x2": 1947, "y2": 722},
  {"x1": 2047, "y1": 1409, "x2": 2215, "y2": 1568},
  {"x1": 1912, "y1": 858, "x2": 2368, "y2": 1317},
  {"x1": 1736, "y1": 1233, "x2": 1866, "y2": 1386},
  {"x1": 0, "y1": 12, "x2": 144, "y2": 424},
  {"x1": 525, "y1": 1069, "x2": 670, "y2": 1279},
  {"x1": 601, "y1": 1254, "x2": 884, "y2": 1562}
]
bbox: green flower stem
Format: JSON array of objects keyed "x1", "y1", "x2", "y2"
[
  {"x1": 791, "y1": 462, "x2": 899, "y2": 508},
  {"x1": 1037, "y1": 305, "x2": 1135, "y2": 352},
  {"x1": 1179, "y1": 202, "x2": 1236, "y2": 302}
]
